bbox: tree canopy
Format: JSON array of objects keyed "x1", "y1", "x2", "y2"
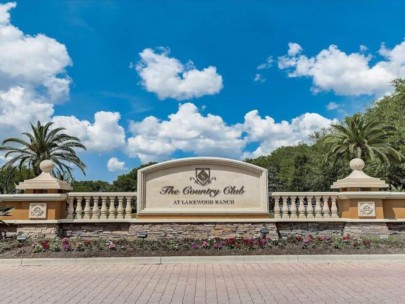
[
  {"x1": 320, "y1": 114, "x2": 402, "y2": 165},
  {"x1": 0, "y1": 121, "x2": 86, "y2": 179}
]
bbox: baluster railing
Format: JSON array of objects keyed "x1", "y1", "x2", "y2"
[
  {"x1": 314, "y1": 196, "x2": 322, "y2": 218},
  {"x1": 307, "y1": 195, "x2": 315, "y2": 218},
  {"x1": 75, "y1": 197, "x2": 83, "y2": 220},
  {"x1": 117, "y1": 196, "x2": 124, "y2": 219},
  {"x1": 322, "y1": 197, "x2": 331, "y2": 218},
  {"x1": 108, "y1": 197, "x2": 116, "y2": 219},
  {"x1": 66, "y1": 192, "x2": 137, "y2": 220},
  {"x1": 298, "y1": 196, "x2": 305, "y2": 218},
  {"x1": 125, "y1": 196, "x2": 132, "y2": 219},
  {"x1": 273, "y1": 196, "x2": 281, "y2": 218},
  {"x1": 290, "y1": 195, "x2": 298, "y2": 219},
  {"x1": 100, "y1": 196, "x2": 108, "y2": 219},
  {"x1": 66, "y1": 196, "x2": 75, "y2": 219},
  {"x1": 331, "y1": 196, "x2": 339, "y2": 218},
  {"x1": 92, "y1": 197, "x2": 100, "y2": 219},
  {"x1": 83, "y1": 196, "x2": 91, "y2": 219},
  {"x1": 281, "y1": 196, "x2": 289, "y2": 218},
  {"x1": 271, "y1": 192, "x2": 339, "y2": 220}
]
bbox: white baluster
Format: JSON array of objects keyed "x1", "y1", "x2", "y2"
[
  {"x1": 125, "y1": 196, "x2": 132, "y2": 219},
  {"x1": 290, "y1": 196, "x2": 298, "y2": 219},
  {"x1": 92, "y1": 196, "x2": 100, "y2": 219},
  {"x1": 314, "y1": 196, "x2": 322, "y2": 218},
  {"x1": 75, "y1": 197, "x2": 83, "y2": 220},
  {"x1": 331, "y1": 196, "x2": 339, "y2": 218},
  {"x1": 322, "y1": 196, "x2": 331, "y2": 218},
  {"x1": 66, "y1": 196, "x2": 75, "y2": 219},
  {"x1": 108, "y1": 197, "x2": 116, "y2": 219},
  {"x1": 117, "y1": 196, "x2": 124, "y2": 219},
  {"x1": 298, "y1": 196, "x2": 306, "y2": 218},
  {"x1": 83, "y1": 196, "x2": 91, "y2": 219},
  {"x1": 307, "y1": 196, "x2": 315, "y2": 218},
  {"x1": 273, "y1": 196, "x2": 281, "y2": 219},
  {"x1": 281, "y1": 196, "x2": 289, "y2": 218},
  {"x1": 100, "y1": 197, "x2": 108, "y2": 219}
]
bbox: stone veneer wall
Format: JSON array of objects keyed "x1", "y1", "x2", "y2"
[
  {"x1": 343, "y1": 222, "x2": 391, "y2": 238},
  {"x1": 128, "y1": 223, "x2": 278, "y2": 240},
  {"x1": 277, "y1": 222, "x2": 345, "y2": 238},
  {"x1": 1, "y1": 222, "x2": 404, "y2": 240}
]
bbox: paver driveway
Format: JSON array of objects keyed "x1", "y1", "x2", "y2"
[{"x1": 0, "y1": 261, "x2": 404, "y2": 304}]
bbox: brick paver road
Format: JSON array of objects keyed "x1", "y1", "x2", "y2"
[{"x1": 0, "y1": 261, "x2": 404, "y2": 304}]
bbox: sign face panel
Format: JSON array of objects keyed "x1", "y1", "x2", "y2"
[{"x1": 137, "y1": 157, "x2": 268, "y2": 217}]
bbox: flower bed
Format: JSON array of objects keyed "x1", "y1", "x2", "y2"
[{"x1": 1, "y1": 234, "x2": 405, "y2": 258}]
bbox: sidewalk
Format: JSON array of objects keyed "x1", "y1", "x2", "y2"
[
  {"x1": 1, "y1": 253, "x2": 405, "y2": 266},
  {"x1": 1, "y1": 256, "x2": 404, "y2": 304}
]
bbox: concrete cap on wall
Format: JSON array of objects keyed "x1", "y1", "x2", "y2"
[
  {"x1": 331, "y1": 158, "x2": 389, "y2": 190},
  {"x1": 15, "y1": 160, "x2": 73, "y2": 192}
]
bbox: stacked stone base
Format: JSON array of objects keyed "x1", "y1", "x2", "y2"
[
  {"x1": 1, "y1": 221, "x2": 404, "y2": 240},
  {"x1": 128, "y1": 223, "x2": 278, "y2": 240},
  {"x1": 343, "y1": 222, "x2": 391, "y2": 238},
  {"x1": 277, "y1": 222, "x2": 345, "y2": 238}
]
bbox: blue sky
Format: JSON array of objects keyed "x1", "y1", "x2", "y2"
[{"x1": 0, "y1": 1, "x2": 404, "y2": 181}]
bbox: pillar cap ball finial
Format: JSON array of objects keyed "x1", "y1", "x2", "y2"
[
  {"x1": 349, "y1": 158, "x2": 365, "y2": 171},
  {"x1": 39, "y1": 160, "x2": 55, "y2": 173}
]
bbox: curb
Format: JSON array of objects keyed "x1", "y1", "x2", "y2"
[{"x1": 0, "y1": 254, "x2": 404, "y2": 266}]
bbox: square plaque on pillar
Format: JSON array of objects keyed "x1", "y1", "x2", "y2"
[
  {"x1": 358, "y1": 201, "x2": 375, "y2": 217},
  {"x1": 29, "y1": 203, "x2": 47, "y2": 219}
]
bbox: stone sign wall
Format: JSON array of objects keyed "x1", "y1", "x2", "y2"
[{"x1": 137, "y1": 157, "x2": 269, "y2": 218}]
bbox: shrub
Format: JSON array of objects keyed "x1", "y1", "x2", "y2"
[
  {"x1": 50, "y1": 238, "x2": 61, "y2": 252},
  {"x1": 62, "y1": 237, "x2": 71, "y2": 251}
]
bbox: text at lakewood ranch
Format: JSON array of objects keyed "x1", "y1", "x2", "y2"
[{"x1": 136, "y1": 158, "x2": 269, "y2": 218}]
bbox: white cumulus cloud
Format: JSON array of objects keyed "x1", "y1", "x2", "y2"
[
  {"x1": 125, "y1": 103, "x2": 335, "y2": 162},
  {"x1": 257, "y1": 56, "x2": 273, "y2": 70},
  {"x1": 327, "y1": 102, "x2": 340, "y2": 110},
  {"x1": 127, "y1": 103, "x2": 244, "y2": 162},
  {"x1": 107, "y1": 157, "x2": 127, "y2": 172},
  {"x1": 0, "y1": 2, "x2": 72, "y2": 137},
  {"x1": 287, "y1": 42, "x2": 302, "y2": 56},
  {"x1": 0, "y1": 86, "x2": 54, "y2": 136},
  {"x1": 255, "y1": 56, "x2": 273, "y2": 83},
  {"x1": 53, "y1": 111, "x2": 126, "y2": 152},
  {"x1": 278, "y1": 40, "x2": 405, "y2": 96},
  {"x1": 135, "y1": 48, "x2": 223, "y2": 100},
  {"x1": 243, "y1": 110, "x2": 336, "y2": 158},
  {"x1": 254, "y1": 73, "x2": 266, "y2": 83}
]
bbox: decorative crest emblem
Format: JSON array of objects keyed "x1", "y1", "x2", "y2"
[{"x1": 190, "y1": 168, "x2": 216, "y2": 186}]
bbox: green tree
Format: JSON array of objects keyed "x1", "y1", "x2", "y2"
[
  {"x1": 320, "y1": 114, "x2": 402, "y2": 165},
  {"x1": 245, "y1": 155, "x2": 282, "y2": 192},
  {"x1": 112, "y1": 162, "x2": 156, "y2": 191},
  {"x1": 246, "y1": 144, "x2": 332, "y2": 192},
  {"x1": 72, "y1": 180, "x2": 113, "y2": 192},
  {"x1": 362, "y1": 79, "x2": 405, "y2": 188},
  {"x1": 0, "y1": 167, "x2": 31, "y2": 194},
  {"x1": 0, "y1": 121, "x2": 86, "y2": 179}
]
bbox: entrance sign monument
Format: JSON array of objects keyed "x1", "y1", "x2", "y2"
[
  {"x1": 2, "y1": 157, "x2": 405, "y2": 240},
  {"x1": 137, "y1": 157, "x2": 269, "y2": 218}
]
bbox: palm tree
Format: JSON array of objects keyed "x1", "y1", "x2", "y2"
[
  {"x1": 320, "y1": 115, "x2": 403, "y2": 165},
  {"x1": 0, "y1": 121, "x2": 86, "y2": 179},
  {"x1": 0, "y1": 205, "x2": 13, "y2": 224}
]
